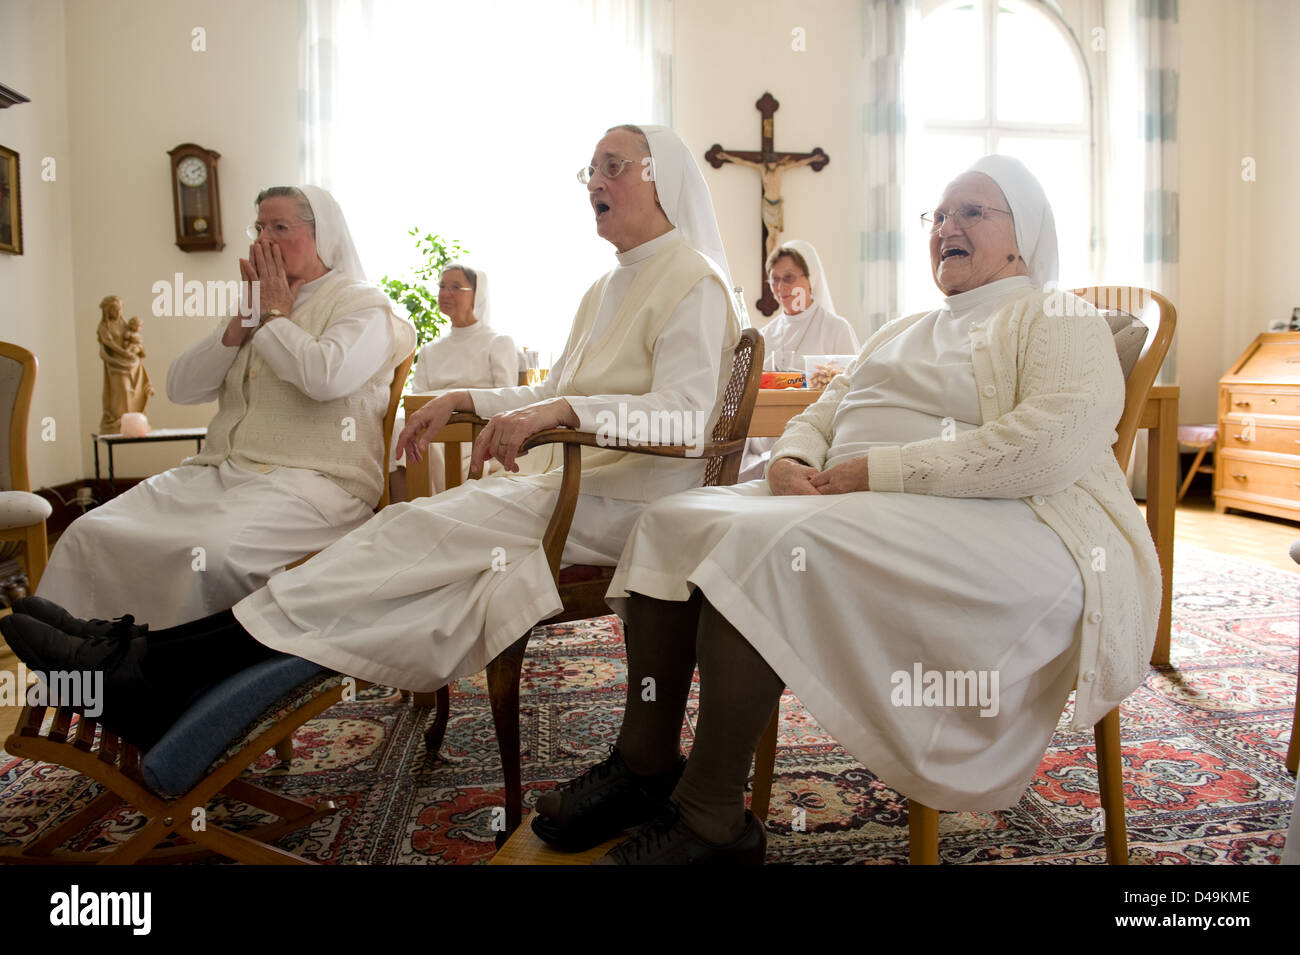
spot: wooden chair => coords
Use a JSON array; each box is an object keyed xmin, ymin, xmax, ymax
[
  {"xmin": 751, "ymin": 286, "xmax": 1176, "ymax": 865},
  {"xmin": 0, "ymin": 350, "xmax": 415, "ymax": 864},
  {"xmin": 1, "ymin": 656, "xmax": 360, "ymax": 864},
  {"xmin": 0, "ymin": 342, "xmax": 52, "ymax": 592},
  {"xmin": 421, "ymin": 329, "xmax": 764, "ymax": 839}
]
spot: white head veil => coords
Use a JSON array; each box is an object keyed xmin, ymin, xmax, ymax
[
  {"xmin": 639, "ymin": 125, "xmax": 731, "ymax": 285},
  {"xmin": 777, "ymin": 239, "xmax": 836, "ymax": 316},
  {"xmin": 442, "ymin": 263, "xmax": 491, "ymax": 327},
  {"xmin": 295, "ymin": 185, "xmax": 369, "ymax": 282},
  {"xmin": 963, "ymin": 155, "xmax": 1059, "ymax": 287}
]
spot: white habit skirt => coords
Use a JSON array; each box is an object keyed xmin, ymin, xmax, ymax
[
  {"xmin": 234, "ymin": 475, "xmax": 645, "ymax": 693},
  {"xmin": 607, "ymin": 481, "xmax": 1084, "ymax": 811},
  {"xmin": 38, "ymin": 462, "xmax": 374, "ymax": 630}
]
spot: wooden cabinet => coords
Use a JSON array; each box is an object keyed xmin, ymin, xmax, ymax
[{"xmin": 1215, "ymin": 332, "xmax": 1300, "ymax": 521}]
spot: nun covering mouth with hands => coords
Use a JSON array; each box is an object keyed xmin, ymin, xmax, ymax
[
  {"xmin": 531, "ymin": 154, "xmax": 1161, "ymax": 865},
  {"xmin": 36, "ymin": 184, "xmax": 416, "ymax": 629}
]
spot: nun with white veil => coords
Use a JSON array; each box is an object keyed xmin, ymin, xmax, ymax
[
  {"xmin": 397, "ymin": 262, "xmax": 519, "ymax": 491},
  {"xmin": 2, "ymin": 125, "xmax": 744, "ymax": 753},
  {"xmin": 738, "ymin": 239, "xmax": 859, "ymax": 481},
  {"xmin": 531, "ymin": 155, "xmax": 1161, "ymax": 865},
  {"xmin": 36, "ymin": 185, "xmax": 416, "ymax": 630}
]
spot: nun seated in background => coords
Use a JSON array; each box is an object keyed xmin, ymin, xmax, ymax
[
  {"xmin": 739, "ymin": 240, "xmax": 859, "ymax": 481},
  {"xmin": 396, "ymin": 263, "xmax": 518, "ymax": 494},
  {"xmin": 34, "ymin": 186, "xmax": 415, "ymax": 630},
  {"xmin": 532, "ymin": 155, "xmax": 1161, "ymax": 864}
]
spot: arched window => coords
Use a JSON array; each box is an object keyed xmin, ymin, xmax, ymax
[{"xmin": 902, "ymin": 0, "xmax": 1093, "ymax": 312}]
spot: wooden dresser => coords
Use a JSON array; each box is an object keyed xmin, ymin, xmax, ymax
[{"xmin": 1215, "ymin": 332, "xmax": 1300, "ymax": 521}]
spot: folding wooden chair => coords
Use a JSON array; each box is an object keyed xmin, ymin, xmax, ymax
[
  {"xmin": 750, "ymin": 287, "xmax": 1175, "ymax": 864},
  {"xmin": 1, "ymin": 656, "xmax": 358, "ymax": 864}
]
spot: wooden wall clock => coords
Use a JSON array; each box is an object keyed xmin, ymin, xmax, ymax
[{"xmin": 167, "ymin": 143, "xmax": 224, "ymax": 251}]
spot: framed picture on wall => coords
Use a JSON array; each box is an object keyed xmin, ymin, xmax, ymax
[{"xmin": 0, "ymin": 145, "xmax": 22, "ymax": 255}]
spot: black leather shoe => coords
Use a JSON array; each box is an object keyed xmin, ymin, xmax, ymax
[
  {"xmin": 11, "ymin": 596, "xmax": 147, "ymax": 641},
  {"xmin": 594, "ymin": 802, "xmax": 766, "ymax": 865},
  {"xmin": 531, "ymin": 747, "xmax": 685, "ymax": 852},
  {"xmin": 0, "ymin": 612, "xmax": 166, "ymax": 747}
]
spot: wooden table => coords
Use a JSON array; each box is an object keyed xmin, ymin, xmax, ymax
[
  {"xmin": 404, "ymin": 385, "xmax": 1180, "ymax": 665},
  {"xmin": 92, "ymin": 427, "xmax": 207, "ymax": 496}
]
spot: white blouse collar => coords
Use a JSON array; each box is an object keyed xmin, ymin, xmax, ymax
[
  {"xmin": 942, "ymin": 275, "xmax": 1033, "ymax": 314},
  {"xmin": 616, "ymin": 228, "xmax": 681, "ymax": 267}
]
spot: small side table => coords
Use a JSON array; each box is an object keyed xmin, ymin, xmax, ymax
[{"xmin": 91, "ymin": 428, "xmax": 207, "ymax": 497}]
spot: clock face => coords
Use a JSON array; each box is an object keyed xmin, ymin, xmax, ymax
[{"xmin": 177, "ymin": 156, "xmax": 208, "ymax": 188}]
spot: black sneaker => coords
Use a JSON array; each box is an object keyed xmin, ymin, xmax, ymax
[
  {"xmin": 11, "ymin": 596, "xmax": 147, "ymax": 641},
  {"xmin": 594, "ymin": 802, "xmax": 766, "ymax": 865},
  {"xmin": 531, "ymin": 747, "xmax": 685, "ymax": 852}
]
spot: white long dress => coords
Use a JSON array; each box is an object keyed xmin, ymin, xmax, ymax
[
  {"xmin": 234, "ymin": 231, "xmax": 731, "ymax": 693},
  {"xmin": 739, "ymin": 301, "xmax": 860, "ymax": 482},
  {"xmin": 607, "ymin": 278, "xmax": 1086, "ymax": 811},
  {"xmin": 396, "ymin": 321, "xmax": 518, "ymax": 486},
  {"xmin": 38, "ymin": 272, "xmax": 388, "ymax": 629}
]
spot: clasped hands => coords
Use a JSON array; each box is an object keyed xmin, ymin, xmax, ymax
[
  {"xmin": 223, "ymin": 242, "xmax": 302, "ymax": 346},
  {"xmin": 767, "ymin": 456, "xmax": 870, "ymax": 495},
  {"xmin": 397, "ymin": 393, "xmax": 579, "ymax": 478}
]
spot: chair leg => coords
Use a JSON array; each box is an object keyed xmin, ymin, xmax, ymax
[
  {"xmin": 274, "ymin": 736, "xmax": 295, "ymax": 761},
  {"xmin": 24, "ymin": 522, "xmax": 48, "ymax": 593},
  {"xmin": 422, "ymin": 686, "xmax": 451, "ymax": 758},
  {"xmin": 1286, "ymin": 663, "xmax": 1299, "ymax": 775},
  {"xmin": 486, "ymin": 634, "xmax": 530, "ymax": 841},
  {"xmin": 1177, "ymin": 445, "xmax": 1210, "ymax": 502},
  {"xmin": 1094, "ymin": 707, "xmax": 1129, "ymax": 864},
  {"xmin": 908, "ymin": 800, "xmax": 939, "ymax": 865},
  {"xmin": 750, "ymin": 703, "xmax": 779, "ymax": 822}
]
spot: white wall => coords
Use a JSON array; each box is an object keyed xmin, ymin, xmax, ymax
[
  {"xmin": 62, "ymin": 0, "xmax": 300, "ymax": 478},
  {"xmin": 0, "ymin": 0, "xmax": 82, "ymax": 489},
  {"xmin": 1178, "ymin": 0, "xmax": 1300, "ymax": 424},
  {"xmin": 674, "ymin": 0, "xmax": 865, "ymax": 337}
]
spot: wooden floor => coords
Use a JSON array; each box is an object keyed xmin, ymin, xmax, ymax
[{"xmin": 3, "ymin": 490, "xmax": 1298, "ymax": 751}]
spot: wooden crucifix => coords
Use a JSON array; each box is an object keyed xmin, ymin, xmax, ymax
[{"xmin": 705, "ymin": 92, "xmax": 829, "ymax": 317}]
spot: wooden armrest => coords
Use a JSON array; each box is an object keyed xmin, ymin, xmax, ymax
[
  {"xmin": 518, "ymin": 428, "xmax": 744, "ymax": 461},
  {"xmin": 514, "ymin": 428, "xmax": 741, "ymax": 584},
  {"xmin": 448, "ymin": 412, "xmax": 489, "ymax": 427}
]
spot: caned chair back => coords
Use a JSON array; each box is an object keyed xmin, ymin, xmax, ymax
[
  {"xmin": 377, "ymin": 347, "xmax": 416, "ymax": 510},
  {"xmin": 703, "ymin": 328, "xmax": 764, "ymax": 487},
  {"xmin": 1066, "ymin": 287, "xmax": 1176, "ymax": 467},
  {"xmin": 0, "ymin": 342, "xmax": 38, "ymax": 494}
]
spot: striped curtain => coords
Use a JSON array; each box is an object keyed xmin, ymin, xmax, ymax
[
  {"xmin": 860, "ymin": 0, "xmax": 912, "ymax": 335},
  {"xmin": 1136, "ymin": 0, "xmax": 1179, "ymax": 381}
]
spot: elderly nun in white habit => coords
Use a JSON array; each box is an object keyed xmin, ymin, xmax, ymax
[
  {"xmin": 530, "ymin": 155, "xmax": 1161, "ymax": 864},
  {"xmin": 3, "ymin": 125, "xmax": 743, "ymax": 753},
  {"xmin": 738, "ymin": 239, "xmax": 859, "ymax": 481},
  {"xmin": 35, "ymin": 186, "xmax": 416, "ymax": 630},
  {"xmin": 397, "ymin": 262, "xmax": 519, "ymax": 491}
]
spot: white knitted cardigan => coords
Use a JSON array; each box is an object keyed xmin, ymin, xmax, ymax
[{"xmin": 770, "ymin": 286, "xmax": 1160, "ymax": 728}]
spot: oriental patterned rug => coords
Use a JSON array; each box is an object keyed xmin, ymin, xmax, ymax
[{"xmin": 1, "ymin": 543, "xmax": 1296, "ymax": 864}]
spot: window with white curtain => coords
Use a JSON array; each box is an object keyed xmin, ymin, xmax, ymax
[
  {"xmin": 300, "ymin": 0, "xmax": 673, "ymax": 362},
  {"xmin": 901, "ymin": 0, "xmax": 1093, "ymax": 314}
]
